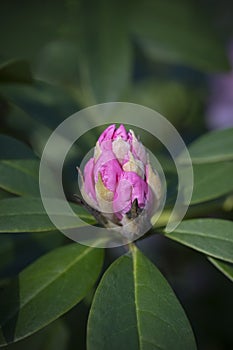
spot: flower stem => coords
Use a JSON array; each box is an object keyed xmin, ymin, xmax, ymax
[{"xmin": 127, "ymin": 242, "xmax": 136, "ymax": 253}]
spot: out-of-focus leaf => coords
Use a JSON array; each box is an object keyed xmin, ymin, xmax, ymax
[
  {"xmin": 131, "ymin": 0, "xmax": 229, "ymax": 72},
  {"xmin": 0, "ymin": 236, "xmax": 14, "ymax": 272},
  {"xmin": 0, "ymin": 189, "xmax": 15, "ymax": 200},
  {"xmin": 87, "ymin": 246, "xmax": 196, "ymax": 350},
  {"xmin": 186, "ymin": 162, "xmax": 233, "ymax": 205},
  {"xmin": 0, "ymin": 1, "xmax": 66, "ymax": 60},
  {"xmin": 1, "ymin": 103, "xmax": 52, "ymax": 157},
  {"xmin": 188, "ymin": 127, "xmax": 233, "ymax": 163},
  {"xmin": 0, "ymin": 60, "xmax": 32, "ymax": 84},
  {"xmin": 0, "ymin": 157, "xmax": 65, "ymax": 199},
  {"xmin": 0, "ymin": 243, "xmax": 104, "ymax": 346},
  {"xmin": 1, "ymin": 101, "xmax": 83, "ymax": 159},
  {"xmin": 208, "ymin": 257, "xmax": 233, "ymax": 282},
  {"xmin": 76, "ymin": 0, "xmax": 132, "ymax": 104},
  {"xmin": 0, "ymin": 160, "xmax": 39, "ymax": 196},
  {"xmin": 125, "ymin": 80, "xmax": 190, "ymax": 124},
  {"xmin": 164, "ymin": 219, "xmax": 233, "ymax": 263},
  {"xmin": 0, "ymin": 197, "xmax": 95, "ymax": 233},
  {"xmin": 1, "ymin": 319, "xmax": 69, "ymax": 350},
  {"xmin": 34, "ymin": 41, "xmax": 81, "ymax": 87},
  {"xmin": 0, "ymin": 80, "xmax": 79, "ymax": 128},
  {"xmin": 0, "ymin": 135, "xmax": 35, "ymax": 159}
]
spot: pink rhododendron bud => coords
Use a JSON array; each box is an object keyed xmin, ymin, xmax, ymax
[{"xmin": 79, "ymin": 124, "xmax": 162, "ymax": 238}]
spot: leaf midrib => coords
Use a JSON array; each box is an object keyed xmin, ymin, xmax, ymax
[
  {"xmin": 132, "ymin": 250, "xmax": 176, "ymax": 350},
  {"xmin": 132, "ymin": 250, "xmax": 141, "ymax": 350}
]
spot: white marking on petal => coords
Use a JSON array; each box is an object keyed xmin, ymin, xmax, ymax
[
  {"xmin": 94, "ymin": 141, "xmax": 102, "ymax": 161},
  {"xmin": 95, "ymin": 173, "xmax": 114, "ymax": 221},
  {"xmin": 112, "ymin": 137, "xmax": 130, "ymax": 164},
  {"xmin": 147, "ymin": 163, "xmax": 162, "ymax": 201},
  {"xmin": 129, "ymin": 129, "xmax": 147, "ymax": 164},
  {"xmin": 123, "ymin": 152, "xmax": 145, "ymax": 178}
]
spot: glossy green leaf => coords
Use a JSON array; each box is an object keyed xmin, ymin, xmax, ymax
[
  {"xmin": 0, "ymin": 59, "xmax": 32, "ymax": 84},
  {"xmin": 208, "ymin": 257, "xmax": 233, "ymax": 282},
  {"xmin": 0, "ymin": 243, "xmax": 104, "ymax": 346},
  {"xmin": 165, "ymin": 219, "xmax": 233, "ymax": 263},
  {"xmin": 87, "ymin": 246, "xmax": 196, "ymax": 350},
  {"xmin": 0, "ymin": 160, "xmax": 40, "ymax": 196},
  {"xmin": 131, "ymin": 0, "xmax": 229, "ymax": 72},
  {"xmin": 188, "ymin": 127, "xmax": 233, "ymax": 164},
  {"xmin": 0, "ymin": 135, "xmax": 35, "ymax": 159},
  {"xmin": 187, "ymin": 162, "xmax": 233, "ymax": 205},
  {"xmin": 0, "ymin": 197, "xmax": 95, "ymax": 233}
]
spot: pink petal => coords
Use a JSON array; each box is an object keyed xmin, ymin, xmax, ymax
[
  {"xmin": 98, "ymin": 124, "xmax": 116, "ymax": 144},
  {"xmin": 128, "ymin": 130, "xmax": 147, "ymax": 164},
  {"xmin": 113, "ymin": 178, "xmax": 132, "ymax": 218},
  {"xmin": 113, "ymin": 171, "xmax": 148, "ymax": 218},
  {"xmin": 112, "ymin": 138, "xmax": 130, "ymax": 164},
  {"xmin": 99, "ymin": 140, "xmax": 113, "ymax": 152},
  {"xmin": 123, "ymin": 171, "xmax": 148, "ymax": 208},
  {"xmin": 83, "ymin": 157, "xmax": 96, "ymax": 201},
  {"xmin": 94, "ymin": 151, "xmax": 122, "ymax": 192},
  {"xmin": 113, "ymin": 124, "xmax": 127, "ymax": 140}
]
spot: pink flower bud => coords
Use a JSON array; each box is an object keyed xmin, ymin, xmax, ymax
[{"xmin": 79, "ymin": 124, "xmax": 161, "ymax": 236}]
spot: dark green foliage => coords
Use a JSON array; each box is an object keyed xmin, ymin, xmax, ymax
[{"xmin": 0, "ymin": 1, "xmax": 232, "ymax": 349}]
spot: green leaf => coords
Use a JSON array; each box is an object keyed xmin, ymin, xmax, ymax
[
  {"xmin": 0, "ymin": 59, "xmax": 32, "ymax": 84},
  {"xmin": 0, "ymin": 243, "xmax": 104, "ymax": 346},
  {"xmin": 0, "ymin": 232, "xmax": 64, "ymax": 277},
  {"xmin": 0, "ymin": 135, "xmax": 35, "ymax": 159},
  {"xmin": 2, "ymin": 319, "xmax": 69, "ymax": 350},
  {"xmin": 188, "ymin": 128, "xmax": 233, "ymax": 164},
  {"xmin": 0, "ymin": 160, "xmax": 40, "ymax": 196},
  {"xmin": 87, "ymin": 246, "xmax": 196, "ymax": 350},
  {"xmin": 164, "ymin": 219, "xmax": 233, "ymax": 263},
  {"xmin": 1, "ymin": 101, "xmax": 82, "ymax": 159},
  {"xmin": 34, "ymin": 41, "xmax": 82, "ymax": 87},
  {"xmin": 1, "ymin": 103, "xmax": 53, "ymax": 157},
  {"xmin": 0, "ymin": 197, "xmax": 95, "ymax": 233},
  {"xmin": 208, "ymin": 257, "xmax": 233, "ymax": 282},
  {"xmin": 76, "ymin": 0, "xmax": 132, "ymax": 104},
  {"xmin": 0, "ymin": 80, "xmax": 79, "ymax": 128},
  {"xmin": 0, "ymin": 236, "xmax": 14, "ymax": 272},
  {"xmin": 131, "ymin": 0, "xmax": 229, "ymax": 72},
  {"xmin": 0, "ymin": 2, "xmax": 66, "ymax": 61},
  {"xmin": 125, "ymin": 79, "xmax": 190, "ymax": 124},
  {"xmin": 0, "ymin": 189, "xmax": 15, "ymax": 200},
  {"xmin": 187, "ymin": 162, "xmax": 233, "ymax": 205}
]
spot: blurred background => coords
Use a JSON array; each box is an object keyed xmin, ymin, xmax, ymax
[{"xmin": 0, "ymin": 0, "xmax": 233, "ymax": 349}]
